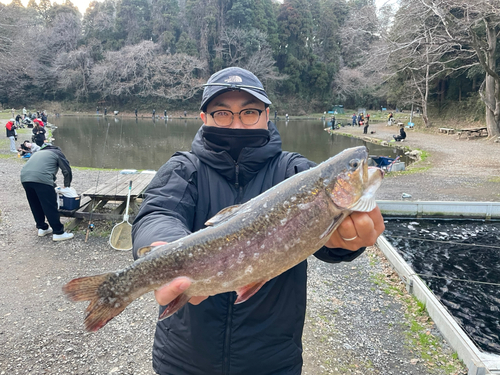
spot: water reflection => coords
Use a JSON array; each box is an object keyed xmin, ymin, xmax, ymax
[{"xmin": 50, "ymin": 117, "xmax": 409, "ymax": 170}]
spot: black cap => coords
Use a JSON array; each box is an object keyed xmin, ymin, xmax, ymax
[{"xmin": 200, "ymin": 67, "xmax": 272, "ymax": 112}]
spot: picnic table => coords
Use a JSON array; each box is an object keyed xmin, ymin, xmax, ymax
[
  {"xmin": 457, "ymin": 127, "xmax": 488, "ymax": 139},
  {"xmin": 438, "ymin": 128, "xmax": 455, "ymax": 134},
  {"xmin": 59, "ymin": 172, "xmax": 156, "ymax": 229}
]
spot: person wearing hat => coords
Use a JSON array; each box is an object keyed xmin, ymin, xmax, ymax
[
  {"xmin": 132, "ymin": 67, "xmax": 385, "ymax": 375},
  {"xmin": 5, "ymin": 118, "xmax": 18, "ymax": 152}
]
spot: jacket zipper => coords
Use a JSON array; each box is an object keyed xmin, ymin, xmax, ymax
[
  {"xmin": 234, "ymin": 163, "xmax": 244, "ymax": 202},
  {"xmin": 222, "ymin": 292, "xmax": 236, "ymax": 375}
]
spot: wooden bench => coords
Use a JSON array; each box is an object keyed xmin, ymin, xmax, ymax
[
  {"xmin": 59, "ymin": 172, "xmax": 156, "ymax": 229},
  {"xmin": 457, "ymin": 127, "xmax": 488, "ymax": 139},
  {"xmin": 438, "ymin": 128, "xmax": 455, "ymax": 134}
]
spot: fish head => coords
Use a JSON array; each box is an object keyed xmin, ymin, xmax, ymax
[{"xmin": 321, "ymin": 146, "xmax": 383, "ymax": 212}]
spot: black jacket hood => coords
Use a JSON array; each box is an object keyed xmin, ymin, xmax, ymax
[{"xmin": 191, "ymin": 121, "xmax": 282, "ymax": 187}]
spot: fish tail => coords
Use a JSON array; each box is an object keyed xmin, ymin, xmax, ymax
[{"xmin": 62, "ymin": 273, "xmax": 128, "ymax": 332}]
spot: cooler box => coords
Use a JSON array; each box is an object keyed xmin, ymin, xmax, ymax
[{"xmin": 60, "ymin": 195, "xmax": 81, "ymax": 210}]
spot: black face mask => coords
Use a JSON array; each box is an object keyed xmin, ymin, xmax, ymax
[{"xmin": 202, "ymin": 125, "xmax": 270, "ymax": 162}]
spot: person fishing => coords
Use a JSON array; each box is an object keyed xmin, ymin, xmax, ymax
[{"xmin": 132, "ymin": 67, "xmax": 385, "ymax": 375}]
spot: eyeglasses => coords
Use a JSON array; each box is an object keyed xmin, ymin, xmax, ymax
[{"xmin": 208, "ymin": 108, "xmax": 264, "ymax": 127}]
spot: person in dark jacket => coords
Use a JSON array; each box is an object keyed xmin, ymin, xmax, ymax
[
  {"xmin": 393, "ymin": 124, "xmax": 407, "ymax": 141},
  {"xmin": 132, "ymin": 67, "xmax": 385, "ymax": 375},
  {"xmin": 32, "ymin": 123, "xmax": 46, "ymax": 147},
  {"xmin": 20, "ymin": 144, "xmax": 74, "ymax": 241}
]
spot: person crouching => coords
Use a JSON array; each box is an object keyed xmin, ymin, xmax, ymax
[{"xmin": 20, "ymin": 144, "xmax": 74, "ymax": 241}]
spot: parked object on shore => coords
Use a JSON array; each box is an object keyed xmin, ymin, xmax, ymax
[{"xmin": 63, "ymin": 146, "xmax": 383, "ymax": 332}]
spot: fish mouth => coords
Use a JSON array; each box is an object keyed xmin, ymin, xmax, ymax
[{"xmin": 347, "ymin": 162, "xmax": 384, "ymax": 212}]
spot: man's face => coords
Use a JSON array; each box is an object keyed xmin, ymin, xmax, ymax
[{"xmin": 201, "ymin": 91, "xmax": 269, "ymax": 130}]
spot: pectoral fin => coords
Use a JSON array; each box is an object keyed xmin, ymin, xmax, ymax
[
  {"xmin": 205, "ymin": 204, "xmax": 242, "ymax": 226},
  {"xmin": 235, "ymin": 281, "xmax": 267, "ymax": 304},
  {"xmin": 159, "ymin": 293, "xmax": 190, "ymax": 320}
]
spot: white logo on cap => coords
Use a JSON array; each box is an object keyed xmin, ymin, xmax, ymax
[{"xmin": 224, "ymin": 76, "xmax": 243, "ymax": 83}]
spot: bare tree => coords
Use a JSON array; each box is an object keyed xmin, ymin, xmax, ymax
[
  {"xmin": 90, "ymin": 41, "xmax": 207, "ymax": 100},
  {"xmin": 440, "ymin": 0, "xmax": 500, "ymax": 137},
  {"xmin": 365, "ymin": 0, "xmax": 477, "ymax": 127}
]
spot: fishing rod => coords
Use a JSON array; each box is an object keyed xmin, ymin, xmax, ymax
[
  {"xmin": 384, "ymin": 234, "xmax": 500, "ymax": 250},
  {"xmin": 85, "ymin": 121, "xmax": 111, "ymax": 242}
]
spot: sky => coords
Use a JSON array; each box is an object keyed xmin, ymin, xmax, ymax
[{"xmin": 1, "ymin": 0, "xmax": 395, "ymax": 20}]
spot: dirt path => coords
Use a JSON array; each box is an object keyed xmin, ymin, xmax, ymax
[
  {"xmin": 340, "ymin": 122, "xmax": 500, "ymax": 202},
  {"xmin": 1, "ymin": 123, "xmax": 492, "ymax": 374}
]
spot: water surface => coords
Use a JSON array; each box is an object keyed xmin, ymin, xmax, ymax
[
  {"xmin": 50, "ymin": 117, "xmax": 409, "ymax": 170},
  {"xmin": 384, "ymin": 219, "xmax": 500, "ymax": 355}
]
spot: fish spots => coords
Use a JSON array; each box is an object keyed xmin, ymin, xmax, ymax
[
  {"xmin": 253, "ymin": 253, "xmax": 260, "ymax": 259},
  {"xmin": 188, "ymin": 253, "xmax": 193, "ymax": 258},
  {"xmin": 263, "ymin": 202, "xmax": 268, "ymax": 208},
  {"xmin": 260, "ymin": 244, "xmax": 265, "ymax": 249},
  {"xmin": 245, "ymin": 265, "xmax": 253, "ymax": 275},
  {"xmin": 290, "ymin": 196, "xmax": 297, "ymax": 202},
  {"xmin": 217, "ymin": 271, "xmax": 224, "ymax": 277},
  {"xmin": 280, "ymin": 218, "xmax": 288, "ymax": 226},
  {"xmin": 298, "ymin": 203, "xmax": 312, "ymax": 210},
  {"xmin": 114, "ymin": 303, "xmax": 121, "ymax": 308},
  {"xmin": 246, "ymin": 241, "xmax": 252, "ymax": 246},
  {"xmin": 237, "ymin": 251, "xmax": 245, "ymax": 264},
  {"xmin": 283, "ymin": 200, "xmax": 290, "ymax": 208}
]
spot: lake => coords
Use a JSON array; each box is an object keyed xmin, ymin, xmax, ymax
[{"xmin": 49, "ymin": 116, "xmax": 409, "ymax": 170}]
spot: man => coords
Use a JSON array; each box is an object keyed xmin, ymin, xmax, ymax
[
  {"xmin": 132, "ymin": 67, "xmax": 384, "ymax": 375},
  {"xmin": 5, "ymin": 118, "xmax": 17, "ymax": 152},
  {"xmin": 135, "ymin": 108, "xmax": 138, "ymax": 117},
  {"xmin": 20, "ymin": 144, "xmax": 74, "ymax": 241}
]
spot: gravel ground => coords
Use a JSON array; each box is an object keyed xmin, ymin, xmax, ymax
[{"xmin": 3, "ymin": 123, "xmax": 497, "ymax": 375}]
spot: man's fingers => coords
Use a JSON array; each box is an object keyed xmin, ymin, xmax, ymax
[{"xmin": 154, "ymin": 277, "xmax": 191, "ymax": 306}]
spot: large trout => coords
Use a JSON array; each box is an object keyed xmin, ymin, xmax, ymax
[{"xmin": 63, "ymin": 146, "xmax": 383, "ymax": 332}]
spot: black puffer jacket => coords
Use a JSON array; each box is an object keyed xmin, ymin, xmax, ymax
[{"xmin": 132, "ymin": 122, "xmax": 365, "ymax": 375}]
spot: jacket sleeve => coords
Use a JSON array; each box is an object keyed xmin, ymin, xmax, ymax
[
  {"xmin": 131, "ymin": 155, "xmax": 198, "ymax": 260},
  {"xmin": 285, "ymin": 153, "xmax": 366, "ymax": 264},
  {"xmin": 57, "ymin": 152, "xmax": 72, "ymax": 187}
]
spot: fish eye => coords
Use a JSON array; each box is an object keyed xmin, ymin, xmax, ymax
[{"xmin": 349, "ymin": 159, "xmax": 360, "ymax": 169}]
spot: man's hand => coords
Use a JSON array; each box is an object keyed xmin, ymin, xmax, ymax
[
  {"xmin": 324, "ymin": 206, "xmax": 385, "ymax": 251},
  {"xmin": 150, "ymin": 241, "xmax": 208, "ymax": 306}
]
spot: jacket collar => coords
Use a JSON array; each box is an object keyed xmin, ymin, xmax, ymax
[{"xmin": 191, "ymin": 121, "xmax": 282, "ymax": 186}]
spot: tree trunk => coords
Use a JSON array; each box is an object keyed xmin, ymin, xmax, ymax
[{"xmin": 483, "ymin": 21, "xmax": 500, "ymax": 138}]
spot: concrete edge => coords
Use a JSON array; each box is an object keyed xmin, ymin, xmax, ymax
[
  {"xmin": 376, "ymin": 235, "xmax": 500, "ymax": 375},
  {"xmin": 376, "ymin": 200, "xmax": 500, "ymax": 220}
]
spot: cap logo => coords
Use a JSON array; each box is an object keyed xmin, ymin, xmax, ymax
[{"xmin": 224, "ymin": 76, "xmax": 243, "ymax": 83}]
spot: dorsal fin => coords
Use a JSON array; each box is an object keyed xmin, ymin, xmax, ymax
[{"xmin": 205, "ymin": 204, "xmax": 242, "ymax": 226}]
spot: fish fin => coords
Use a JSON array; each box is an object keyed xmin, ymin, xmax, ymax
[
  {"xmin": 320, "ymin": 212, "xmax": 346, "ymax": 239},
  {"xmin": 137, "ymin": 246, "xmax": 153, "ymax": 257},
  {"xmin": 62, "ymin": 273, "xmax": 129, "ymax": 332},
  {"xmin": 349, "ymin": 195, "xmax": 376, "ymax": 212},
  {"xmin": 158, "ymin": 293, "xmax": 190, "ymax": 320},
  {"xmin": 235, "ymin": 280, "xmax": 267, "ymax": 304},
  {"xmin": 205, "ymin": 204, "xmax": 242, "ymax": 226}
]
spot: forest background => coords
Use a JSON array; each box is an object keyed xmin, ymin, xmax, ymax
[{"xmin": 1, "ymin": 0, "xmax": 499, "ymax": 136}]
